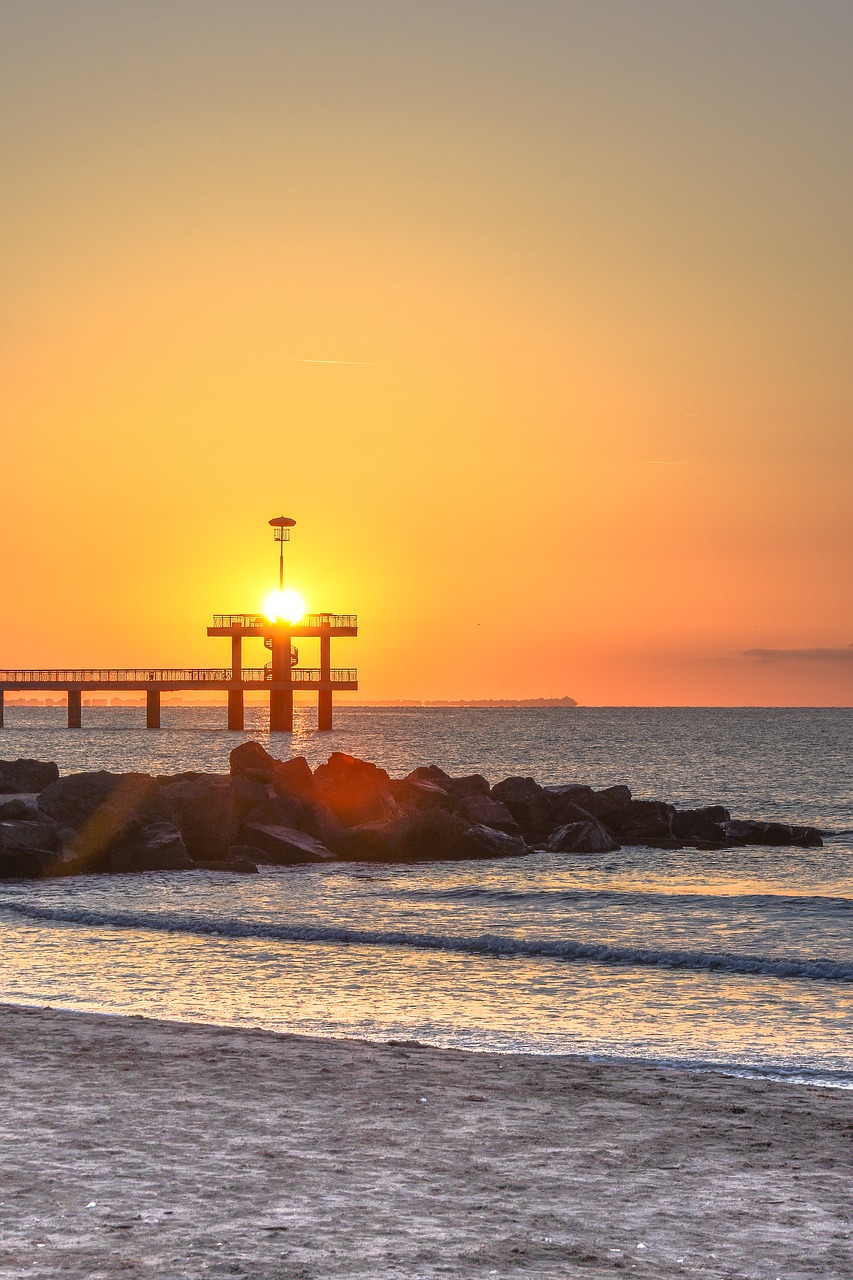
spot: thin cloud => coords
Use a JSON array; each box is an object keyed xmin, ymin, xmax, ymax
[
  {"xmin": 741, "ymin": 644, "xmax": 853, "ymax": 663},
  {"xmin": 290, "ymin": 358, "xmax": 379, "ymax": 366}
]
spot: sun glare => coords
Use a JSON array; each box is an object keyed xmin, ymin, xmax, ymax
[{"xmin": 263, "ymin": 589, "xmax": 306, "ymax": 624}]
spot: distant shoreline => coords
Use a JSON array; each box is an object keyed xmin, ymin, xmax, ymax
[{"xmin": 4, "ymin": 696, "xmax": 580, "ymax": 709}]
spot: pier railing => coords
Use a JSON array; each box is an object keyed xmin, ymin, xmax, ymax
[
  {"xmin": 212, "ymin": 613, "xmax": 357, "ymax": 629},
  {"xmin": 0, "ymin": 668, "xmax": 358, "ymax": 685}
]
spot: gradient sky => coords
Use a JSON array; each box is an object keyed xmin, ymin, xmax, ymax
[{"xmin": 2, "ymin": 0, "xmax": 851, "ymax": 704}]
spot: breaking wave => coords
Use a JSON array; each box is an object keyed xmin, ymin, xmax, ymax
[{"xmin": 3, "ymin": 900, "xmax": 852, "ymax": 983}]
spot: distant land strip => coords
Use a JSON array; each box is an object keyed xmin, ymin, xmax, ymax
[{"xmin": 7, "ymin": 696, "xmax": 579, "ymax": 709}]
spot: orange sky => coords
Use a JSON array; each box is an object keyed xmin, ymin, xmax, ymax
[{"xmin": 1, "ymin": 1, "xmax": 851, "ymax": 705}]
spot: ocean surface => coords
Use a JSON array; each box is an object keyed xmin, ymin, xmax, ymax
[{"xmin": 1, "ymin": 706, "xmax": 851, "ymax": 1087}]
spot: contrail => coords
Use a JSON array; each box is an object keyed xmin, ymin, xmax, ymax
[{"xmin": 290, "ymin": 358, "xmax": 378, "ymax": 366}]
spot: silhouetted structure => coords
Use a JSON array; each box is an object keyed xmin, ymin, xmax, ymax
[{"xmin": 0, "ymin": 517, "xmax": 357, "ymax": 731}]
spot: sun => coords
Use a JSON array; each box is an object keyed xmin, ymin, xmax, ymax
[{"xmin": 263, "ymin": 589, "xmax": 306, "ymax": 624}]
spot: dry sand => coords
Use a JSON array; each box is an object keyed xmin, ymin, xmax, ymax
[{"xmin": 0, "ymin": 1004, "xmax": 849, "ymax": 1279}]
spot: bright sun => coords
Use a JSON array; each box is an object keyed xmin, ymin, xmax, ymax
[{"xmin": 263, "ymin": 589, "xmax": 306, "ymax": 624}]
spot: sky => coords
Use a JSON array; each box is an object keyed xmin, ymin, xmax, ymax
[{"xmin": 1, "ymin": 0, "xmax": 851, "ymax": 705}]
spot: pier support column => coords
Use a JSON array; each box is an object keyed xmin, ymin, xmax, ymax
[
  {"xmin": 0, "ymin": 689, "xmax": 4, "ymax": 728},
  {"xmin": 67, "ymin": 690, "xmax": 82, "ymax": 729},
  {"xmin": 228, "ymin": 689, "xmax": 244, "ymax": 730},
  {"xmin": 318, "ymin": 689, "xmax": 333, "ymax": 731},
  {"xmin": 146, "ymin": 689, "xmax": 161, "ymax": 729},
  {"xmin": 269, "ymin": 688, "xmax": 293, "ymax": 731}
]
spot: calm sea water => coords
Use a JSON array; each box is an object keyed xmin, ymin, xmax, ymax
[{"xmin": 1, "ymin": 706, "xmax": 851, "ymax": 1086}]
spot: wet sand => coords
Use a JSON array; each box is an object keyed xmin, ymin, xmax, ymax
[{"xmin": 0, "ymin": 1003, "xmax": 850, "ymax": 1279}]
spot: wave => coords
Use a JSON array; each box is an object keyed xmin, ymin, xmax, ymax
[
  {"xmin": 396, "ymin": 885, "xmax": 853, "ymax": 913},
  {"xmin": 3, "ymin": 900, "xmax": 852, "ymax": 982}
]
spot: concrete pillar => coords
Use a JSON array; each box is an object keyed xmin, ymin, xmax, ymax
[
  {"xmin": 269, "ymin": 688, "xmax": 293, "ymax": 732},
  {"xmin": 67, "ymin": 690, "xmax": 82, "ymax": 729},
  {"xmin": 318, "ymin": 689, "xmax": 333, "ymax": 731},
  {"xmin": 231, "ymin": 632, "xmax": 242, "ymax": 682},
  {"xmin": 228, "ymin": 689, "xmax": 244, "ymax": 731},
  {"xmin": 146, "ymin": 689, "xmax": 161, "ymax": 729},
  {"xmin": 0, "ymin": 689, "xmax": 4, "ymax": 728}
]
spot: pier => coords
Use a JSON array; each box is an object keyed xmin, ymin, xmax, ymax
[{"xmin": 0, "ymin": 518, "xmax": 358, "ymax": 731}]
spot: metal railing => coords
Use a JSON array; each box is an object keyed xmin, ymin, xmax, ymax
[
  {"xmin": 212, "ymin": 613, "xmax": 357, "ymax": 629},
  {"xmin": 0, "ymin": 667, "xmax": 358, "ymax": 686}
]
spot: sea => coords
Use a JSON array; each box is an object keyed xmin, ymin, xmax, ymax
[{"xmin": 1, "ymin": 706, "xmax": 851, "ymax": 1087}]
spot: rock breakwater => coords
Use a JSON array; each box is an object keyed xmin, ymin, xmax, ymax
[{"xmin": 0, "ymin": 745, "xmax": 824, "ymax": 880}]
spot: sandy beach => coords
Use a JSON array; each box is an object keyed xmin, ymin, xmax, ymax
[{"xmin": 0, "ymin": 1004, "xmax": 848, "ymax": 1279}]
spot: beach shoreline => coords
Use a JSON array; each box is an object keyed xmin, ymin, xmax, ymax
[{"xmin": 1, "ymin": 1003, "xmax": 850, "ymax": 1279}]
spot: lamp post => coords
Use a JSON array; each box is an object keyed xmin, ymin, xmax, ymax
[
  {"xmin": 268, "ymin": 516, "xmax": 296, "ymax": 731},
  {"xmin": 269, "ymin": 515, "xmax": 296, "ymax": 591}
]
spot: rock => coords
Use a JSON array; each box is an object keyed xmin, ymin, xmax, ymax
[
  {"xmin": 404, "ymin": 765, "xmax": 453, "ymax": 787},
  {"xmin": 724, "ymin": 819, "xmax": 822, "ymax": 848},
  {"xmin": 586, "ymin": 785, "xmax": 632, "ymax": 818},
  {"xmin": 242, "ymin": 795, "xmax": 306, "ymax": 833},
  {"xmin": 452, "ymin": 793, "xmax": 521, "ymax": 836},
  {"xmin": 103, "ymin": 822, "xmax": 194, "ymax": 874},
  {"xmin": 333, "ymin": 809, "xmax": 529, "ymax": 863},
  {"xmin": 313, "ymin": 753, "xmax": 401, "ymax": 827},
  {"xmin": 39, "ymin": 772, "xmax": 169, "ymax": 831},
  {"xmin": 228, "ymin": 774, "xmax": 275, "ymax": 825},
  {"xmin": 603, "ymin": 799, "xmax": 679, "ymax": 847},
  {"xmin": 240, "ymin": 822, "xmax": 335, "ymax": 864},
  {"xmin": 672, "ymin": 809, "xmax": 727, "ymax": 844},
  {"xmin": 0, "ymin": 759, "xmax": 59, "ymax": 795},
  {"xmin": 490, "ymin": 777, "xmax": 555, "ymax": 839},
  {"xmin": 195, "ymin": 847, "xmax": 260, "ymax": 873},
  {"xmin": 445, "ymin": 774, "xmax": 491, "ymax": 801},
  {"xmin": 0, "ymin": 819, "xmax": 66, "ymax": 853},
  {"xmin": 271, "ymin": 756, "xmax": 317, "ymax": 804},
  {"xmin": 229, "ymin": 739, "xmax": 278, "ymax": 780},
  {"xmin": 545, "ymin": 798, "xmax": 598, "ymax": 827},
  {"xmin": 160, "ymin": 774, "xmax": 237, "ymax": 862},
  {"xmin": 545, "ymin": 820, "xmax": 621, "ymax": 853},
  {"xmin": 0, "ymin": 848, "xmax": 59, "ymax": 879},
  {"xmin": 389, "ymin": 778, "xmax": 451, "ymax": 812},
  {"xmin": 0, "ymin": 796, "xmax": 39, "ymax": 820}
]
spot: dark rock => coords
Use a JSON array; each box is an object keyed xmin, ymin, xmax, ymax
[
  {"xmin": 724, "ymin": 819, "xmax": 822, "ymax": 848},
  {"xmin": 544, "ymin": 799, "xmax": 597, "ymax": 827},
  {"xmin": 546, "ymin": 820, "xmax": 621, "ymax": 854},
  {"xmin": 0, "ymin": 796, "xmax": 39, "ymax": 821},
  {"xmin": 490, "ymin": 777, "xmax": 554, "ymax": 838},
  {"xmin": 445, "ymin": 774, "xmax": 491, "ymax": 801},
  {"xmin": 160, "ymin": 774, "xmax": 237, "ymax": 862},
  {"xmin": 271, "ymin": 756, "xmax": 317, "ymax": 804},
  {"xmin": 0, "ymin": 819, "xmax": 66, "ymax": 853},
  {"xmin": 228, "ymin": 774, "xmax": 275, "ymax": 824},
  {"xmin": 39, "ymin": 772, "xmax": 170, "ymax": 832},
  {"xmin": 229, "ymin": 740, "xmax": 277, "ymax": 779},
  {"xmin": 452, "ymin": 793, "xmax": 521, "ymax": 836},
  {"xmin": 313, "ymin": 753, "xmax": 401, "ymax": 827},
  {"xmin": 0, "ymin": 759, "xmax": 59, "ymax": 795},
  {"xmin": 333, "ymin": 809, "xmax": 529, "ymax": 863},
  {"xmin": 404, "ymin": 765, "xmax": 453, "ymax": 787},
  {"xmin": 240, "ymin": 822, "xmax": 335, "ymax": 864},
  {"xmin": 0, "ymin": 847, "xmax": 59, "ymax": 879},
  {"xmin": 586, "ymin": 785, "xmax": 633, "ymax": 817},
  {"xmin": 104, "ymin": 822, "xmax": 194, "ymax": 874},
  {"xmin": 242, "ymin": 795, "xmax": 306, "ymax": 833},
  {"xmin": 604, "ymin": 799, "xmax": 679, "ymax": 847},
  {"xmin": 672, "ymin": 809, "xmax": 727, "ymax": 844},
  {"xmin": 389, "ymin": 778, "xmax": 451, "ymax": 812},
  {"xmin": 196, "ymin": 847, "xmax": 260, "ymax": 873}
]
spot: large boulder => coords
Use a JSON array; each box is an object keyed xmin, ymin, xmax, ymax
[
  {"xmin": 240, "ymin": 822, "xmax": 335, "ymax": 864},
  {"xmin": 196, "ymin": 848, "xmax": 260, "ymax": 874},
  {"xmin": 0, "ymin": 759, "xmax": 59, "ymax": 795},
  {"xmin": 0, "ymin": 796, "xmax": 39, "ymax": 820},
  {"xmin": 229, "ymin": 740, "xmax": 277, "ymax": 780},
  {"xmin": 672, "ymin": 808, "xmax": 728, "ymax": 845},
  {"xmin": 390, "ymin": 778, "xmax": 451, "ymax": 813},
  {"xmin": 546, "ymin": 820, "xmax": 620, "ymax": 854},
  {"xmin": 452, "ymin": 793, "xmax": 521, "ymax": 836},
  {"xmin": 160, "ymin": 774, "xmax": 238, "ymax": 862},
  {"xmin": 313, "ymin": 753, "xmax": 401, "ymax": 827},
  {"xmin": 404, "ymin": 765, "xmax": 453, "ymax": 788},
  {"xmin": 547, "ymin": 784, "xmax": 632, "ymax": 823},
  {"xmin": 490, "ymin": 777, "xmax": 555, "ymax": 839},
  {"xmin": 242, "ymin": 795, "xmax": 306, "ymax": 834},
  {"xmin": 39, "ymin": 772, "xmax": 169, "ymax": 831},
  {"xmin": 0, "ymin": 847, "xmax": 59, "ymax": 879},
  {"xmin": 724, "ymin": 819, "xmax": 822, "ymax": 848},
  {"xmin": 445, "ymin": 774, "xmax": 491, "ymax": 801},
  {"xmin": 0, "ymin": 818, "xmax": 67, "ymax": 853},
  {"xmin": 103, "ymin": 822, "xmax": 194, "ymax": 874},
  {"xmin": 271, "ymin": 756, "xmax": 318, "ymax": 805},
  {"xmin": 603, "ymin": 799, "xmax": 679, "ymax": 847},
  {"xmin": 333, "ymin": 809, "xmax": 529, "ymax": 863}
]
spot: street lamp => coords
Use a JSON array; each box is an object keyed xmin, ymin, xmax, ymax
[{"xmin": 269, "ymin": 515, "xmax": 296, "ymax": 591}]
